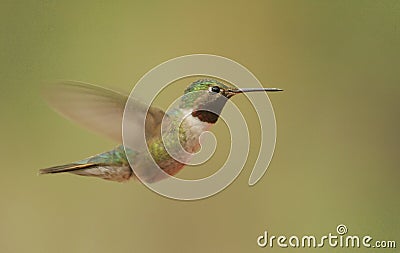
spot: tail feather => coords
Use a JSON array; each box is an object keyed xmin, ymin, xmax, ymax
[
  {"xmin": 39, "ymin": 163, "xmax": 99, "ymax": 174},
  {"xmin": 39, "ymin": 146, "xmax": 133, "ymax": 182}
]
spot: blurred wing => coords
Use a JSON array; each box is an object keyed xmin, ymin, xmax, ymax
[{"xmin": 44, "ymin": 81, "xmax": 165, "ymax": 143}]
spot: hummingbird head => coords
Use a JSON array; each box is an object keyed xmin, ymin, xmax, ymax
[{"xmin": 180, "ymin": 79, "xmax": 282, "ymax": 124}]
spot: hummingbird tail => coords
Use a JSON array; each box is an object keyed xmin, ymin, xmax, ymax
[
  {"xmin": 39, "ymin": 163, "xmax": 99, "ymax": 174},
  {"xmin": 39, "ymin": 146, "xmax": 133, "ymax": 182},
  {"xmin": 39, "ymin": 161, "xmax": 133, "ymax": 182}
]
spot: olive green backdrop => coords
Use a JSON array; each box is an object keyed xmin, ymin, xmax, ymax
[{"xmin": 0, "ymin": 1, "xmax": 399, "ymax": 252}]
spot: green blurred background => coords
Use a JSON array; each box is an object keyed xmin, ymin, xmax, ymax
[{"xmin": 1, "ymin": 1, "xmax": 399, "ymax": 252}]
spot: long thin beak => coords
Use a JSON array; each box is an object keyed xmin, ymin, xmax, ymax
[{"xmin": 228, "ymin": 87, "xmax": 283, "ymax": 94}]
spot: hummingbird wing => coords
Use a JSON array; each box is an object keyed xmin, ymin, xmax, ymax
[{"xmin": 44, "ymin": 81, "xmax": 166, "ymax": 144}]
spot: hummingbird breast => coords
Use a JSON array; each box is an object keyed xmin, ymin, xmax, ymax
[
  {"xmin": 178, "ymin": 110, "xmax": 212, "ymax": 153},
  {"xmin": 139, "ymin": 111, "xmax": 211, "ymax": 182}
]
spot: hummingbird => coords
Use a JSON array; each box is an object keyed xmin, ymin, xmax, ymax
[{"xmin": 39, "ymin": 79, "xmax": 282, "ymax": 183}]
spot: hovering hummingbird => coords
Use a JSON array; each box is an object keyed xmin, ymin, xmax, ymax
[{"xmin": 39, "ymin": 79, "xmax": 282, "ymax": 183}]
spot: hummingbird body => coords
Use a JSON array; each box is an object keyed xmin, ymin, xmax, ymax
[
  {"xmin": 40, "ymin": 110, "xmax": 210, "ymax": 182},
  {"xmin": 39, "ymin": 79, "xmax": 282, "ymax": 183}
]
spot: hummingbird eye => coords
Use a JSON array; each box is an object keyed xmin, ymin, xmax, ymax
[{"xmin": 210, "ymin": 86, "xmax": 221, "ymax": 93}]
